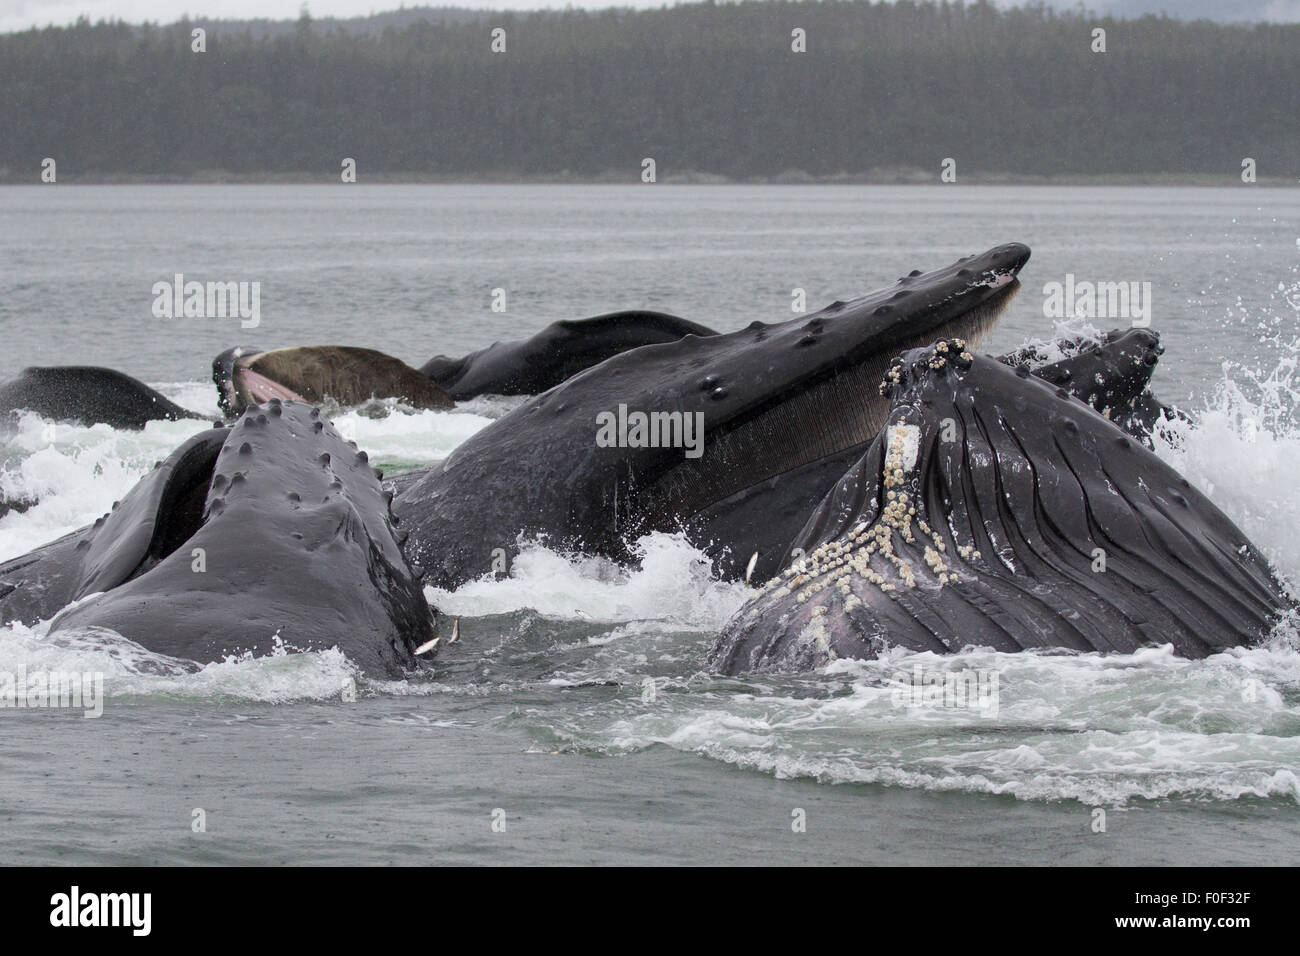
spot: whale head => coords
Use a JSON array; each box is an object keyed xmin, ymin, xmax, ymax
[
  {"xmin": 9, "ymin": 401, "xmax": 437, "ymax": 677},
  {"xmin": 395, "ymin": 243, "xmax": 1032, "ymax": 587},
  {"xmin": 213, "ymin": 345, "xmax": 453, "ymax": 418},
  {"xmin": 708, "ymin": 340, "xmax": 1293, "ymax": 673}
]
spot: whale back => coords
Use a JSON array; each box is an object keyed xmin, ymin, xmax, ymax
[
  {"xmin": 421, "ymin": 311, "xmax": 718, "ymax": 399},
  {"xmin": 0, "ymin": 366, "xmax": 202, "ymax": 429}
]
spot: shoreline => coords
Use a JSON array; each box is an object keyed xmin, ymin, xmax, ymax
[{"xmin": 3, "ymin": 170, "xmax": 1297, "ymax": 187}]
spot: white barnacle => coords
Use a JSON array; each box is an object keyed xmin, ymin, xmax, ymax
[{"xmin": 885, "ymin": 423, "xmax": 921, "ymax": 473}]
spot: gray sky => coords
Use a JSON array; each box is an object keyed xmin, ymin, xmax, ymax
[
  {"xmin": 0, "ymin": 0, "xmax": 650, "ymax": 33},
  {"xmin": 3, "ymin": 0, "xmax": 1298, "ymax": 33}
]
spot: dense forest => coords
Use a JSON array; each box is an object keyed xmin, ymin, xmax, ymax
[{"xmin": 1, "ymin": 1, "xmax": 1297, "ymax": 181}]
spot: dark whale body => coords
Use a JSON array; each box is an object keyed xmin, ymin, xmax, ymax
[
  {"xmin": 997, "ymin": 327, "xmax": 1179, "ymax": 442},
  {"xmin": 12, "ymin": 242, "xmax": 1269, "ymax": 679},
  {"xmin": 0, "ymin": 366, "xmax": 203, "ymax": 430},
  {"xmin": 209, "ymin": 313, "xmax": 711, "ymax": 416},
  {"xmin": 0, "ymin": 496, "xmax": 37, "ymax": 520},
  {"xmin": 709, "ymin": 342, "xmax": 1293, "ymax": 675},
  {"xmin": 702, "ymin": 327, "xmax": 1178, "ymax": 585},
  {"xmin": 0, "ymin": 402, "xmax": 435, "ymax": 677},
  {"xmin": 393, "ymin": 244, "xmax": 1033, "ymax": 588},
  {"xmin": 420, "ymin": 311, "xmax": 718, "ymax": 400}
]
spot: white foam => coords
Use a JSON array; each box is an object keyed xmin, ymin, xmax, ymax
[
  {"xmin": 426, "ymin": 531, "xmax": 754, "ymax": 629},
  {"xmin": 0, "ymin": 397, "xmax": 501, "ymax": 562},
  {"xmin": 0, "ymin": 620, "xmax": 364, "ymax": 703},
  {"xmin": 0, "ymin": 412, "xmax": 214, "ymax": 561},
  {"xmin": 322, "ymin": 401, "xmax": 496, "ymax": 466},
  {"xmin": 1006, "ymin": 315, "xmax": 1108, "ymax": 367},
  {"xmin": 565, "ymin": 642, "xmax": 1300, "ymax": 805},
  {"xmin": 155, "ymin": 380, "xmax": 223, "ymax": 418},
  {"xmin": 1150, "ymin": 292, "xmax": 1300, "ymax": 591}
]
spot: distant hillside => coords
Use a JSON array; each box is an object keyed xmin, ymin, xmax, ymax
[
  {"xmin": 2, "ymin": 1, "xmax": 1297, "ymax": 182},
  {"xmin": 186, "ymin": 6, "xmax": 492, "ymax": 40}
]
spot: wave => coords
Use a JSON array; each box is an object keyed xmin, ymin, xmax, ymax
[
  {"xmin": 0, "ymin": 620, "xmax": 363, "ymax": 704},
  {"xmin": 530, "ymin": 641, "xmax": 1300, "ymax": 806},
  {"xmin": 425, "ymin": 531, "xmax": 752, "ymax": 629}
]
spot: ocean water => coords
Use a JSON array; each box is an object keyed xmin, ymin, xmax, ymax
[{"xmin": 1, "ymin": 184, "xmax": 1299, "ymax": 865}]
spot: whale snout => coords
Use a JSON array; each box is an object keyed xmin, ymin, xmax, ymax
[
  {"xmin": 40, "ymin": 400, "xmax": 436, "ymax": 677},
  {"xmin": 212, "ymin": 345, "xmax": 264, "ymax": 417}
]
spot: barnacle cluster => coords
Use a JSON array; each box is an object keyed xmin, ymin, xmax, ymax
[
  {"xmin": 878, "ymin": 337, "xmax": 974, "ymax": 397},
  {"xmin": 772, "ymin": 340, "xmax": 991, "ymax": 610}
]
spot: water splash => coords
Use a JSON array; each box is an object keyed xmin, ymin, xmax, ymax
[
  {"xmin": 0, "ymin": 393, "xmax": 504, "ymax": 561},
  {"xmin": 1152, "ymin": 268, "xmax": 1300, "ymax": 589},
  {"xmin": 426, "ymin": 531, "xmax": 753, "ymax": 629},
  {"xmin": 0, "ymin": 620, "xmax": 363, "ymax": 704},
  {"xmin": 0, "ymin": 411, "xmax": 213, "ymax": 561},
  {"xmin": 531, "ymin": 642, "xmax": 1300, "ymax": 806}
]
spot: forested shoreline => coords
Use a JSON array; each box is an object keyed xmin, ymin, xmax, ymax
[{"xmin": 2, "ymin": 1, "xmax": 1297, "ymax": 182}]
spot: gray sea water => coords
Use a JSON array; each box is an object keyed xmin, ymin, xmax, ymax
[{"xmin": 2, "ymin": 184, "xmax": 1299, "ymax": 865}]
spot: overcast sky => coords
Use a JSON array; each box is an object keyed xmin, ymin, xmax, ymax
[
  {"xmin": 0, "ymin": 0, "xmax": 657, "ymax": 33},
  {"xmin": 3, "ymin": 0, "xmax": 1298, "ymax": 34}
]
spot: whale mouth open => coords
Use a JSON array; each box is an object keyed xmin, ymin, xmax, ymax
[
  {"xmin": 213, "ymin": 345, "xmax": 267, "ymax": 417},
  {"xmin": 652, "ymin": 276, "xmax": 1024, "ymax": 511},
  {"xmin": 212, "ymin": 345, "xmax": 453, "ymax": 418},
  {"xmin": 213, "ymin": 346, "xmax": 309, "ymax": 416},
  {"xmin": 627, "ymin": 244, "xmax": 1031, "ymax": 576},
  {"xmin": 239, "ymin": 365, "xmax": 307, "ymax": 405},
  {"xmin": 395, "ymin": 243, "xmax": 1032, "ymax": 589}
]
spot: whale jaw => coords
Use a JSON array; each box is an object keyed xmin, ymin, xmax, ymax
[
  {"xmin": 396, "ymin": 244, "xmax": 1032, "ymax": 589},
  {"xmin": 710, "ymin": 341, "xmax": 1294, "ymax": 675}
]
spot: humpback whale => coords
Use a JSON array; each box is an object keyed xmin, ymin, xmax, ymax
[
  {"xmin": 708, "ymin": 341, "xmax": 1294, "ymax": 675},
  {"xmin": 393, "ymin": 244, "xmax": 1032, "ymax": 588},
  {"xmin": 0, "ymin": 497, "xmax": 36, "ymax": 519},
  {"xmin": 6, "ymin": 240, "xmax": 1279, "ymax": 681},
  {"xmin": 213, "ymin": 345, "xmax": 454, "ymax": 418},
  {"xmin": 0, "ymin": 401, "xmax": 434, "ymax": 677},
  {"xmin": 210, "ymin": 312, "xmax": 714, "ymax": 417},
  {"xmin": 0, "ymin": 366, "xmax": 203, "ymax": 430},
  {"xmin": 997, "ymin": 327, "xmax": 1179, "ymax": 442},
  {"xmin": 695, "ymin": 326, "xmax": 1175, "ymax": 583},
  {"xmin": 420, "ymin": 311, "xmax": 718, "ymax": 399}
]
